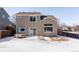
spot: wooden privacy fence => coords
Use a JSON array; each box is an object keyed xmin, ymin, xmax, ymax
[
  {"xmin": 0, "ymin": 30, "xmax": 11, "ymax": 39},
  {"xmin": 58, "ymin": 31, "xmax": 79, "ymax": 39}
]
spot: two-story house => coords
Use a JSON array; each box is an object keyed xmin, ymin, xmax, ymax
[{"xmin": 16, "ymin": 12, "xmax": 58, "ymax": 36}]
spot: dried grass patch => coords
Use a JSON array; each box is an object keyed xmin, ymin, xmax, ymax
[
  {"xmin": 38, "ymin": 36, "xmax": 46, "ymax": 41},
  {"xmin": 50, "ymin": 37, "xmax": 69, "ymax": 42},
  {"xmin": 38, "ymin": 36, "xmax": 69, "ymax": 42}
]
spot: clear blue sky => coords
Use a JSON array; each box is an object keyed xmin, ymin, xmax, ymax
[{"xmin": 4, "ymin": 7, "xmax": 79, "ymax": 25}]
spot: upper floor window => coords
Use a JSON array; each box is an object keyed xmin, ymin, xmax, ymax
[
  {"xmin": 30, "ymin": 16, "xmax": 36, "ymax": 22},
  {"xmin": 40, "ymin": 15, "xmax": 47, "ymax": 20}
]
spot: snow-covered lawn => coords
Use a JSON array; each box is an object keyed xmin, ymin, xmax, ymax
[{"xmin": 0, "ymin": 36, "xmax": 79, "ymax": 52}]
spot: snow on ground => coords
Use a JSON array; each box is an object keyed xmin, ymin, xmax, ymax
[{"xmin": 0, "ymin": 36, "xmax": 79, "ymax": 52}]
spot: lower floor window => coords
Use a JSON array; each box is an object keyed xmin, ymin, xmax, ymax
[
  {"xmin": 19, "ymin": 27, "xmax": 26, "ymax": 32},
  {"xmin": 44, "ymin": 27, "xmax": 53, "ymax": 32}
]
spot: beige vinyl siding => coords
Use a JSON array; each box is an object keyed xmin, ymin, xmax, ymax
[{"xmin": 16, "ymin": 12, "xmax": 57, "ymax": 36}]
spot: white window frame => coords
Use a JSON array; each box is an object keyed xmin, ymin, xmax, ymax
[
  {"xmin": 29, "ymin": 16, "xmax": 37, "ymax": 22},
  {"xmin": 44, "ymin": 24, "xmax": 53, "ymax": 33},
  {"xmin": 19, "ymin": 27, "xmax": 26, "ymax": 32}
]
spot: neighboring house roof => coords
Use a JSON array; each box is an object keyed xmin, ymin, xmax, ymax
[
  {"xmin": 0, "ymin": 7, "xmax": 9, "ymax": 17},
  {"xmin": 0, "ymin": 7, "xmax": 10, "ymax": 30}
]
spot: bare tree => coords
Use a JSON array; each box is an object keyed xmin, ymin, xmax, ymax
[{"xmin": 11, "ymin": 14, "xmax": 16, "ymax": 24}]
